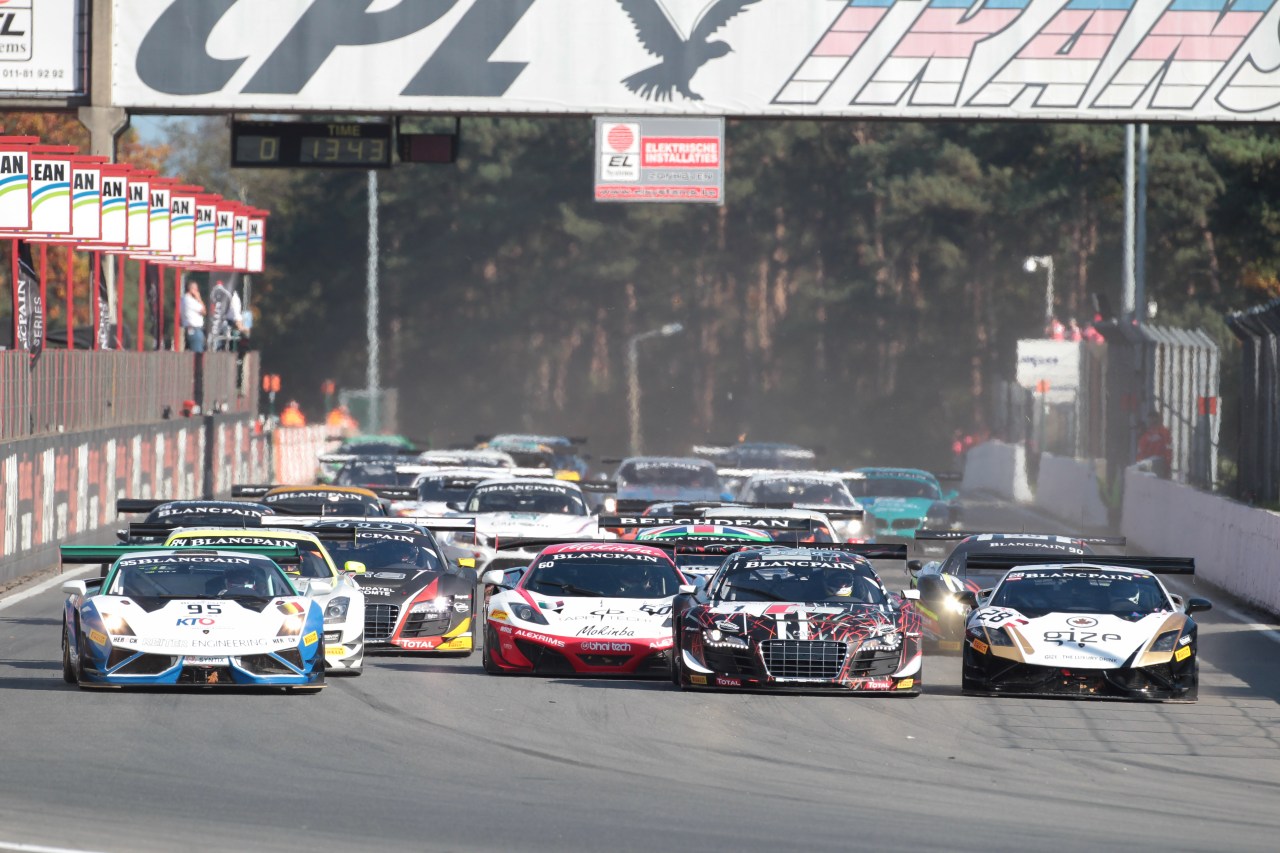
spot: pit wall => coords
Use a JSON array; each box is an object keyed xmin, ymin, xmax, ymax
[
  {"xmin": 0, "ymin": 415, "xmax": 269, "ymax": 586},
  {"xmin": 960, "ymin": 440, "xmax": 1031, "ymax": 502},
  {"xmin": 272, "ymin": 426, "xmax": 328, "ymax": 485},
  {"xmin": 1121, "ymin": 468, "xmax": 1280, "ymax": 616}
]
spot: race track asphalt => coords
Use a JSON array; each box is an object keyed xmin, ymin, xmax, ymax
[{"xmin": 2, "ymin": 499, "xmax": 1280, "ymax": 853}]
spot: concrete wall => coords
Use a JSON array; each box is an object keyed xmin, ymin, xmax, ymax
[
  {"xmin": 1033, "ymin": 453, "xmax": 1110, "ymax": 530},
  {"xmin": 1123, "ymin": 468, "xmax": 1280, "ymax": 615},
  {"xmin": 0, "ymin": 415, "xmax": 269, "ymax": 585},
  {"xmin": 961, "ymin": 440, "xmax": 1032, "ymax": 502},
  {"xmin": 273, "ymin": 426, "xmax": 329, "ymax": 485}
]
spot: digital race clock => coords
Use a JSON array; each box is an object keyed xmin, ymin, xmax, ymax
[{"xmin": 231, "ymin": 121, "xmax": 392, "ymax": 169}]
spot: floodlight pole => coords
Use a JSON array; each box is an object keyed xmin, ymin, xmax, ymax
[{"xmin": 627, "ymin": 323, "xmax": 684, "ymax": 456}]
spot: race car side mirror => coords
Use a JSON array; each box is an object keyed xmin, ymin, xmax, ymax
[
  {"xmin": 1186, "ymin": 598, "xmax": 1213, "ymax": 615},
  {"xmin": 955, "ymin": 590, "xmax": 979, "ymax": 609},
  {"xmin": 678, "ymin": 584, "xmax": 697, "ymax": 595},
  {"xmin": 906, "ymin": 560, "xmax": 923, "ymax": 577},
  {"xmin": 481, "ymin": 569, "xmax": 507, "ymax": 588},
  {"xmin": 899, "ymin": 589, "xmax": 920, "ymax": 601},
  {"xmin": 446, "ymin": 501, "xmax": 465, "ymax": 512},
  {"xmin": 310, "ymin": 581, "xmax": 335, "ymax": 596},
  {"xmin": 343, "ymin": 561, "xmax": 367, "ymax": 575},
  {"xmin": 62, "ymin": 580, "xmax": 87, "ymax": 597}
]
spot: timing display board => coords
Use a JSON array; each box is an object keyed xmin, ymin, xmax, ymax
[
  {"xmin": 231, "ymin": 121, "xmax": 392, "ymax": 169},
  {"xmin": 113, "ymin": 0, "xmax": 1280, "ymax": 122}
]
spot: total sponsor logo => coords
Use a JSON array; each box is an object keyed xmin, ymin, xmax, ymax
[
  {"xmin": 580, "ymin": 641, "xmax": 632, "ymax": 653},
  {"xmin": 398, "ymin": 638, "xmax": 438, "ymax": 651},
  {"xmin": 714, "ymin": 675, "xmax": 741, "ymax": 688}
]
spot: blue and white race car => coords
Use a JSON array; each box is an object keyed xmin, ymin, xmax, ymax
[
  {"xmin": 840, "ymin": 467, "xmax": 957, "ymax": 540},
  {"xmin": 60, "ymin": 546, "xmax": 327, "ymax": 691}
]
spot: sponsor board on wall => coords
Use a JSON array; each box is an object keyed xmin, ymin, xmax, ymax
[
  {"xmin": 1017, "ymin": 339, "xmax": 1081, "ymax": 403},
  {"xmin": 0, "ymin": 0, "xmax": 86, "ymax": 98},
  {"xmin": 112, "ymin": 0, "xmax": 1280, "ymax": 121},
  {"xmin": 595, "ymin": 116, "xmax": 723, "ymax": 204}
]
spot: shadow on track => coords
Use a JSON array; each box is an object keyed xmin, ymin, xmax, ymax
[{"xmin": 0, "ymin": 616, "xmax": 59, "ymax": 627}]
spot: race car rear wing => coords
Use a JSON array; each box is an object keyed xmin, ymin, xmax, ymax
[
  {"xmin": 598, "ymin": 515, "xmax": 814, "ymax": 531},
  {"xmin": 915, "ymin": 530, "xmax": 1126, "ymax": 546},
  {"xmin": 579, "ymin": 481, "xmax": 617, "ymax": 493},
  {"xmin": 372, "ymin": 487, "xmax": 418, "ymax": 501},
  {"xmin": 262, "ymin": 515, "xmax": 477, "ymax": 532},
  {"xmin": 961, "ymin": 554, "xmax": 1193, "ymax": 575},
  {"xmin": 661, "ymin": 501, "xmax": 863, "ymax": 520},
  {"xmin": 116, "ymin": 499, "xmax": 165, "ymax": 515},
  {"xmin": 61, "ymin": 545, "xmax": 304, "ymax": 566},
  {"xmin": 317, "ymin": 450, "xmax": 420, "ymax": 465},
  {"xmin": 671, "ymin": 542, "xmax": 908, "ymax": 560}
]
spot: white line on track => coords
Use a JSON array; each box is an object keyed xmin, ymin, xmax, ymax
[
  {"xmin": 0, "ymin": 566, "xmax": 94, "ymax": 613},
  {"xmin": 1217, "ymin": 604, "xmax": 1280, "ymax": 647},
  {"xmin": 0, "ymin": 841, "xmax": 112, "ymax": 853}
]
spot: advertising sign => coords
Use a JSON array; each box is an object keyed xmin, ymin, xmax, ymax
[
  {"xmin": 126, "ymin": 174, "xmax": 151, "ymax": 249},
  {"xmin": 193, "ymin": 195, "xmax": 217, "ymax": 263},
  {"xmin": 213, "ymin": 205, "xmax": 234, "ymax": 268},
  {"xmin": 111, "ymin": 0, "xmax": 1280, "ymax": 122},
  {"xmin": 1017, "ymin": 339, "xmax": 1081, "ymax": 404},
  {"xmin": 0, "ymin": 0, "xmax": 86, "ymax": 97},
  {"xmin": 247, "ymin": 215, "xmax": 265, "ymax": 273},
  {"xmin": 148, "ymin": 179, "xmax": 172, "ymax": 253},
  {"xmin": 28, "ymin": 146, "xmax": 74, "ymax": 235},
  {"xmin": 70, "ymin": 158, "xmax": 102, "ymax": 240},
  {"xmin": 595, "ymin": 116, "xmax": 723, "ymax": 203},
  {"xmin": 0, "ymin": 136, "xmax": 33, "ymax": 230},
  {"xmin": 167, "ymin": 185, "xmax": 198, "ymax": 258}
]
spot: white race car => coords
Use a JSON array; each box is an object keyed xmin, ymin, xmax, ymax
[
  {"xmin": 480, "ymin": 541, "xmax": 686, "ymax": 676},
  {"xmin": 732, "ymin": 472, "xmax": 866, "ymax": 541},
  {"xmin": 441, "ymin": 477, "xmax": 601, "ymax": 574},
  {"xmin": 165, "ymin": 528, "xmax": 367, "ymax": 674},
  {"xmin": 960, "ymin": 555, "xmax": 1210, "ymax": 701}
]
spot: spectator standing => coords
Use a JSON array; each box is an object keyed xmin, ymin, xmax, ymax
[
  {"xmin": 1136, "ymin": 408, "xmax": 1173, "ymax": 478},
  {"xmin": 180, "ymin": 281, "xmax": 206, "ymax": 353}
]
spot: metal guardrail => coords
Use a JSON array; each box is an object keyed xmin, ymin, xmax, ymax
[
  {"xmin": 0, "ymin": 350, "xmax": 260, "ymax": 440},
  {"xmin": 1226, "ymin": 299, "xmax": 1280, "ymax": 502}
]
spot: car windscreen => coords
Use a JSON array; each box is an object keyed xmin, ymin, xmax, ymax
[
  {"xmin": 846, "ymin": 477, "xmax": 940, "ymax": 500},
  {"xmin": 108, "ymin": 556, "xmax": 294, "ymax": 599},
  {"xmin": 746, "ymin": 479, "xmax": 857, "ymax": 508},
  {"xmin": 415, "ymin": 476, "xmax": 484, "ymax": 502},
  {"xmin": 713, "ymin": 556, "xmax": 886, "ymax": 605},
  {"xmin": 989, "ymin": 570, "xmax": 1171, "ymax": 620},
  {"xmin": 523, "ymin": 553, "xmax": 682, "ymax": 598},
  {"xmin": 506, "ymin": 450, "xmax": 555, "ymax": 468},
  {"xmin": 168, "ymin": 535, "xmax": 332, "ymax": 580},
  {"xmin": 467, "ymin": 483, "xmax": 587, "ymax": 515},
  {"xmin": 618, "ymin": 461, "xmax": 719, "ymax": 488},
  {"xmin": 324, "ymin": 537, "xmax": 445, "ymax": 573},
  {"xmin": 336, "ymin": 463, "xmax": 414, "ymax": 486}
]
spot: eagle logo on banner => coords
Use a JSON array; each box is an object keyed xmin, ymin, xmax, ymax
[{"xmin": 616, "ymin": 0, "xmax": 762, "ymax": 101}]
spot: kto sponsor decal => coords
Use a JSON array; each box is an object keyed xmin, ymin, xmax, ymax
[
  {"xmin": 580, "ymin": 641, "xmax": 632, "ymax": 653},
  {"xmin": 175, "ymin": 617, "xmax": 217, "ymax": 627}
]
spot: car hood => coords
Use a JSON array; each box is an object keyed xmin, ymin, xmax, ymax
[
  {"xmin": 475, "ymin": 513, "xmax": 595, "ymax": 541},
  {"xmin": 861, "ymin": 497, "xmax": 935, "ymax": 520},
  {"xmin": 502, "ymin": 594, "xmax": 672, "ymax": 640},
  {"xmin": 969, "ymin": 608, "xmax": 1182, "ymax": 669},
  {"xmin": 697, "ymin": 601, "xmax": 901, "ymax": 643},
  {"xmin": 85, "ymin": 596, "xmax": 319, "ymax": 656},
  {"xmin": 353, "ymin": 568, "xmax": 459, "ymax": 603}
]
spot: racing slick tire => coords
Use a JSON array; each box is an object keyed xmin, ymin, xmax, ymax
[
  {"xmin": 482, "ymin": 625, "xmax": 508, "ymax": 675},
  {"xmin": 61, "ymin": 623, "xmax": 80, "ymax": 686}
]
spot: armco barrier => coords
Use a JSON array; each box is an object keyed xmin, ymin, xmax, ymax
[
  {"xmin": 962, "ymin": 440, "xmax": 1031, "ymax": 502},
  {"xmin": 1122, "ymin": 468, "xmax": 1280, "ymax": 616},
  {"xmin": 0, "ymin": 414, "xmax": 269, "ymax": 586},
  {"xmin": 272, "ymin": 425, "xmax": 328, "ymax": 485},
  {"xmin": 1033, "ymin": 453, "xmax": 1110, "ymax": 530}
]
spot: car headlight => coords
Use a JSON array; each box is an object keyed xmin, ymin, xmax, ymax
[
  {"xmin": 703, "ymin": 629, "xmax": 748, "ymax": 648},
  {"xmin": 278, "ymin": 615, "xmax": 305, "ymax": 637},
  {"xmin": 102, "ymin": 613, "xmax": 135, "ymax": 637},
  {"xmin": 324, "ymin": 596, "xmax": 351, "ymax": 622},
  {"xmin": 1149, "ymin": 629, "xmax": 1181, "ymax": 653},
  {"xmin": 985, "ymin": 626, "xmax": 1015, "ymax": 646},
  {"xmin": 410, "ymin": 596, "xmax": 451, "ymax": 616},
  {"xmin": 860, "ymin": 630, "xmax": 902, "ymax": 651},
  {"xmin": 944, "ymin": 595, "xmax": 970, "ymax": 615},
  {"xmin": 511, "ymin": 603, "xmax": 549, "ymax": 625}
]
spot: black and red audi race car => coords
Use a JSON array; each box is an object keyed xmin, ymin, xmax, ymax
[
  {"xmin": 671, "ymin": 544, "xmax": 921, "ymax": 693},
  {"xmin": 480, "ymin": 541, "xmax": 687, "ymax": 677}
]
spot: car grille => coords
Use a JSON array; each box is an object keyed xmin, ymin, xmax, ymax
[
  {"xmin": 111, "ymin": 651, "xmax": 176, "ymax": 675},
  {"xmin": 365, "ymin": 604, "xmax": 400, "ymax": 642},
  {"xmin": 847, "ymin": 647, "xmax": 902, "ymax": 678},
  {"xmin": 513, "ymin": 638, "xmax": 575, "ymax": 674},
  {"xmin": 761, "ymin": 640, "xmax": 847, "ymax": 681},
  {"xmin": 240, "ymin": 650, "xmax": 304, "ymax": 675},
  {"xmin": 702, "ymin": 645, "xmax": 759, "ymax": 677},
  {"xmin": 577, "ymin": 654, "xmax": 633, "ymax": 667}
]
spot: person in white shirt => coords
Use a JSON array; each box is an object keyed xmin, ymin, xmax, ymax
[{"xmin": 180, "ymin": 281, "xmax": 206, "ymax": 353}]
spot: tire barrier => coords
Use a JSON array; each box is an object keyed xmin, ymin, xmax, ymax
[{"xmin": 0, "ymin": 414, "xmax": 268, "ymax": 586}]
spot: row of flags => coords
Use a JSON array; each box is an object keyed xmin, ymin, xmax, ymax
[{"xmin": 1, "ymin": 135, "xmax": 268, "ymax": 353}]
